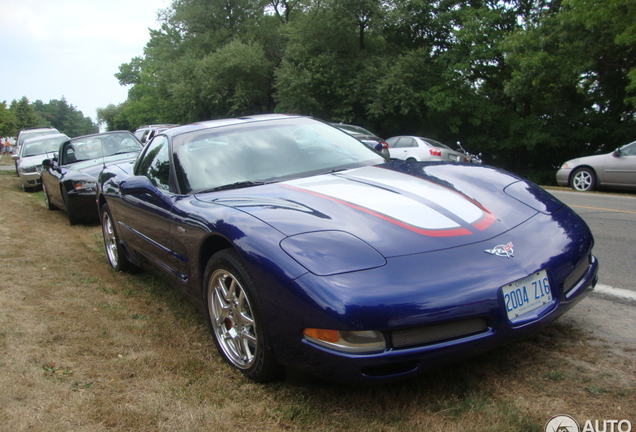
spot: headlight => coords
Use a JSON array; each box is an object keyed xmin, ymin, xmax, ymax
[
  {"xmin": 561, "ymin": 163, "xmax": 569, "ymax": 169},
  {"xmin": 303, "ymin": 328, "xmax": 386, "ymax": 353},
  {"xmin": 280, "ymin": 231, "xmax": 386, "ymax": 276},
  {"xmin": 19, "ymin": 165, "xmax": 37, "ymax": 174},
  {"xmin": 73, "ymin": 180, "xmax": 97, "ymax": 192}
]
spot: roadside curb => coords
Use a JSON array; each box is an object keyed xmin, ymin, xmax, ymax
[{"xmin": 593, "ymin": 284, "xmax": 636, "ymax": 303}]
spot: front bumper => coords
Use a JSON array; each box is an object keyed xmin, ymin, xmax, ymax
[
  {"xmin": 264, "ymin": 207, "xmax": 598, "ymax": 384},
  {"xmin": 556, "ymin": 168, "xmax": 571, "ymax": 187},
  {"xmin": 18, "ymin": 171, "xmax": 41, "ymax": 189},
  {"xmin": 67, "ymin": 190, "xmax": 100, "ymax": 221}
]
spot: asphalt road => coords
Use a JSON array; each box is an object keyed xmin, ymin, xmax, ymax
[{"xmin": 549, "ymin": 189, "xmax": 636, "ymax": 293}]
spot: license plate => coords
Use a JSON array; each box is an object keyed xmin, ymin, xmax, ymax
[
  {"xmin": 449, "ymin": 154, "xmax": 460, "ymax": 161},
  {"xmin": 502, "ymin": 270, "xmax": 552, "ymax": 320}
]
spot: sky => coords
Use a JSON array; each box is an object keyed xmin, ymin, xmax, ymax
[{"xmin": 0, "ymin": 0, "xmax": 171, "ymax": 124}]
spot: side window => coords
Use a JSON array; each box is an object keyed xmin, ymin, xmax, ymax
[
  {"xmin": 622, "ymin": 142, "xmax": 636, "ymax": 156},
  {"xmin": 137, "ymin": 136, "xmax": 171, "ymax": 190},
  {"xmin": 386, "ymin": 137, "xmax": 398, "ymax": 148},
  {"xmin": 395, "ymin": 137, "xmax": 416, "ymax": 148}
]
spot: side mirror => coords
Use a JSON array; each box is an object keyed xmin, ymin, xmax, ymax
[
  {"xmin": 120, "ymin": 176, "xmax": 157, "ymax": 196},
  {"xmin": 11, "ymin": 154, "xmax": 18, "ymax": 160},
  {"xmin": 42, "ymin": 159, "xmax": 53, "ymax": 169},
  {"xmin": 612, "ymin": 148, "xmax": 622, "ymax": 157}
]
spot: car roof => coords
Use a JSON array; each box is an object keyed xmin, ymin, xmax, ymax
[
  {"xmin": 69, "ymin": 130, "xmax": 136, "ymax": 141},
  {"xmin": 135, "ymin": 123, "xmax": 179, "ymax": 129},
  {"xmin": 22, "ymin": 133, "xmax": 69, "ymax": 144},
  {"xmin": 162, "ymin": 114, "xmax": 303, "ymax": 139}
]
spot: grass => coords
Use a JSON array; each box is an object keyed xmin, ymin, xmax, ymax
[{"xmin": 0, "ymin": 163, "xmax": 635, "ymax": 431}]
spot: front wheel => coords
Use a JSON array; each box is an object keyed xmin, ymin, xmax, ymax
[
  {"xmin": 101, "ymin": 203, "xmax": 134, "ymax": 272},
  {"xmin": 204, "ymin": 249, "xmax": 283, "ymax": 382},
  {"xmin": 571, "ymin": 167, "xmax": 596, "ymax": 192},
  {"xmin": 42, "ymin": 183, "xmax": 57, "ymax": 210}
]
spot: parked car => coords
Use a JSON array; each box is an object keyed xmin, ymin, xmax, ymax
[
  {"xmin": 41, "ymin": 131, "xmax": 143, "ymax": 224},
  {"xmin": 134, "ymin": 124, "xmax": 179, "ymax": 145},
  {"xmin": 13, "ymin": 126, "xmax": 60, "ymax": 174},
  {"xmin": 556, "ymin": 140, "xmax": 636, "ymax": 191},
  {"xmin": 97, "ymin": 114, "xmax": 597, "ymax": 385},
  {"xmin": 330, "ymin": 123, "xmax": 389, "ymax": 158},
  {"xmin": 387, "ymin": 136, "xmax": 469, "ymax": 163},
  {"xmin": 12, "ymin": 133, "xmax": 69, "ymax": 191}
]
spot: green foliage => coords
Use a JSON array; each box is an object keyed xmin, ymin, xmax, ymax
[
  {"xmin": 0, "ymin": 101, "xmax": 17, "ymax": 137},
  {"xmin": 32, "ymin": 97, "xmax": 98, "ymax": 137},
  {"xmin": 108, "ymin": 0, "xmax": 636, "ymax": 182},
  {"xmin": 10, "ymin": 97, "xmax": 41, "ymax": 131},
  {"xmin": 5, "ymin": 97, "xmax": 97, "ymax": 137}
]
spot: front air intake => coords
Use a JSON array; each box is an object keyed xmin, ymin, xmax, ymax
[{"xmin": 391, "ymin": 317, "xmax": 488, "ymax": 349}]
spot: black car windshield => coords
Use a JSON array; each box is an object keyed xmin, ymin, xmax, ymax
[
  {"xmin": 22, "ymin": 136, "xmax": 67, "ymax": 157},
  {"xmin": 173, "ymin": 117, "xmax": 385, "ymax": 193},
  {"xmin": 67, "ymin": 133, "xmax": 142, "ymax": 163}
]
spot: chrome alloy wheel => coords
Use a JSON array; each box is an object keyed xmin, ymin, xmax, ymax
[
  {"xmin": 572, "ymin": 168, "xmax": 594, "ymax": 191},
  {"xmin": 208, "ymin": 269, "xmax": 257, "ymax": 370},
  {"xmin": 102, "ymin": 210, "xmax": 119, "ymax": 268}
]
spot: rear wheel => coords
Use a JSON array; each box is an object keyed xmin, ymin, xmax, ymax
[
  {"xmin": 406, "ymin": 157, "xmax": 417, "ymax": 163},
  {"xmin": 204, "ymin": 249, "xmax": 283, "ymax": 382},
  {"xmin": 101, "ymin": 203, "xmax": 134, "ymax": 272},
  {"xmin": 571, "ymin": 167, "xmax": 596, "ymax": 192}
]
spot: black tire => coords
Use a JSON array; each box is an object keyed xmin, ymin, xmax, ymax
[
  {"xmin": 62, "ymin": 188, "xmax": 78, "ymax": 225},
  {"xmin": 101, "ymin": 203, "xmax": 134, "ymax": 272},
  {"xmin": 204, "ymin": 249, "xmax": 284, "ymax": 383},
  {"xmin": 406, "ymin": 157, "xmax": 417, "ymax": 163},
  {"xmin": 42, "ymin": 183, "xmax": 57, "ymax": 210},
  {"xmin": 570, "ymin": 167, "xmax": 596, "ymax": 192}
]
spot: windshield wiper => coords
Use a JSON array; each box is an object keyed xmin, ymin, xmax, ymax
[{"xmin": 199, "ymin": 181, "xmax": 268, "ymax": 193}]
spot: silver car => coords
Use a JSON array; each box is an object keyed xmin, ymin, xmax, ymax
[
  {"xmin": 556, "ymin": 140, "xmax": 636, "ymax": 191},
  {"xmin": 13, "ymin": 133, "xmax": 69, "ymax": 191},
  {"xmin": 387, "ymin": 136, "xmax": 468, "ymax": 163}
]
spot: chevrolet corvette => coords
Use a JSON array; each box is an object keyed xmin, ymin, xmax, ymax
[{"xmin": 96, "ymin": 114, "xmax": 598, "ymax": 384}]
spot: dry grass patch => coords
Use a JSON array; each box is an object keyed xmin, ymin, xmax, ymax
[{"xmin": 0, "ymin": 165, "xmax": 634, "ymax": 432}]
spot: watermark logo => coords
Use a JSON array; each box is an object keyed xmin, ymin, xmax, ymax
[
  {"xmin": 545, "ymin": 416, "xmax": 633, "ymax": 432},
  {"xmin": 546, "ymin": 415, "xmax": 580, "ymax": 432}
]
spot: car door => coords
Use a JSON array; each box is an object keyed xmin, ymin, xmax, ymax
[
  {"xmin": 388, "ymin": 137, "xmax": 418, "ymax": 160},
  {"xmin": 117, "ymin": 136, "xmax": 178, "ymax": 277},
  {"xmin": 41, "ymin": 143, "xmax": 73, "ymax": 210},
  {"xmin": 602, "ymin": 141, "xmax": 636, "ymax": 187}
]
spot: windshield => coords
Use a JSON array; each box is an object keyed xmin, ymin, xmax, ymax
[
  {"xmin": 173, "ymin": 117, "xmax": 385, "ymax": 193},
  {"xmin": 22, "ymin": 136, "xmax": 66, "ymax": 157},
  {"xmin": 68, "ymin": 133, "xmax": 142, "ymax": 163},
  {"xmin": 19, "ymin": 130, "xmax": 57, "ymax": 146}
]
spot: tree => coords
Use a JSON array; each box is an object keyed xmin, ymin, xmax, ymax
[
  {"xmin": 10, "ymin": 97, "xmax": 41, "ymax": 131},
  {"xmin": 33, "ymin": 97, "xmax": 98, "ymax": 137},
  {"xmin": 0, "ymin": 101, "xmax": 17, "ymax": 137}
]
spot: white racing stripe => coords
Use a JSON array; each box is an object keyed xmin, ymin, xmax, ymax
[
  {"xmin": 287, "ymin": 167, "xmax": 490, "ymax": 233},
  {"xmin": 594, "ymin": 284, "xmax": 636, "ymax": 302}
]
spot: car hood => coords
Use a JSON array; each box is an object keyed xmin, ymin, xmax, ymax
[
  {"xmin": 66, "ymin": 152, "xmax": 140, "ymax": 178},
  {"xmin": 18, "ymin": 154, "xmax": 52, "ymax": 167},
  {"xmin": 563, "ymin": 152, "xmax": 609, "ymax": 168},
  {"xmin": 195, "ymin": 162, "xmax": 564, "ymax": 257}
]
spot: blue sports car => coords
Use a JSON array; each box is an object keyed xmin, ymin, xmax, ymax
[{"xmin": 96, "ymin": 114, "xmax": 598, "ymax": 384}]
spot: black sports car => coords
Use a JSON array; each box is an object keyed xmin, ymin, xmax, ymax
[{"xmin": 41, "ymin": 131, "xmax": 143, "ymax": 224}]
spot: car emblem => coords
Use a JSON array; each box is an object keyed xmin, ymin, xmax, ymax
[{"xmin": 485, "ymin": 242, "xmax": 514, "ymax": 258}]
